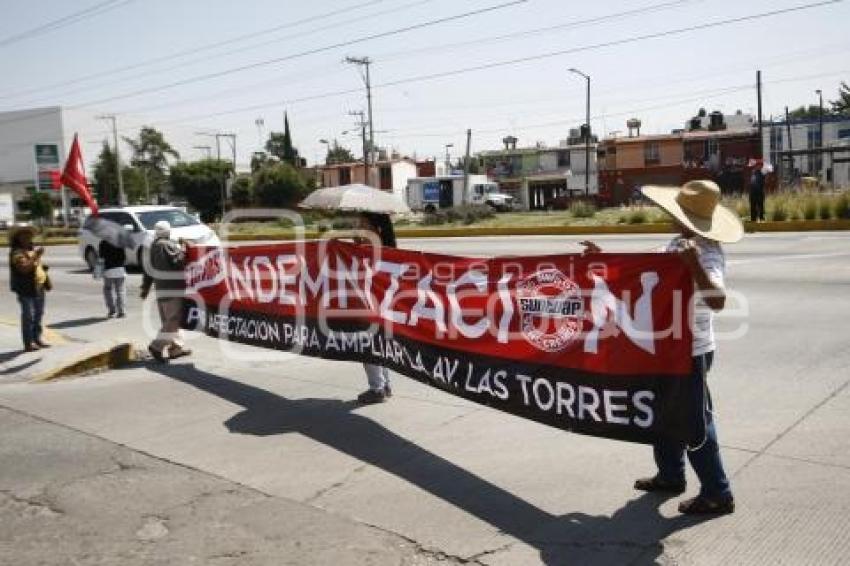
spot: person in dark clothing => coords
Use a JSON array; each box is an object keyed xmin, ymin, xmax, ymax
[
  {"xmin": 749, "ymin": 168, "xmax": 765, "ymax": 222},
  {"xmin": 8, "ymin": 225, "xmax": 51, "ymax": 352},
  {"xmin": 356, "ymin": 212, "xmax": 397, "ymax": 404},
  {"xmin": 140, "ymin": 221, "xmax": 191, "ymax": 362},
  {"xmin": 98, "ymin": 239, "xmax": 127, "ymax": 318}
]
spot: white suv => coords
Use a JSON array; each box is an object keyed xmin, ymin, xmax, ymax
[{"xmin": 78, "ymin": 206, "xmax": 219, "ymax": 270}]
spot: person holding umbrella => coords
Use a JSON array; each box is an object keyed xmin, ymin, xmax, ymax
[
  {"xmin": 355, "ymin": 212, "xmax": 397, "ymax": 404},
  {"xmin": 299, "ymin": 184, "xmax": 409, "ymax": 405},
  {"xmin": 8, "ymin": 225, "xmax": 51, "ymax": 352},
  {"xmin": 98, "ymin": 238, "xmax": 127, "ymax": 318}
]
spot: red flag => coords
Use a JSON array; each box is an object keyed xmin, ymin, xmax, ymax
[{"xmin": 60, "ymin": 134, "xmax": 99, "ymax": 215}]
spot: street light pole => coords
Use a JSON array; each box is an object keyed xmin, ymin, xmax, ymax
[
  {"xmin": 445, "ymin": 143, "xmax": 454, "ymax": 173},
  {"xmin": 97, "ymin": 114, "xmax": 126, "ymax": 206},
  {"xmin": 569, "ymin": 68, "xmax": 591, "ymax": 198},
  {"xmin": 816, "ymin": 89, "xmax": 824, "ymax": 182}
]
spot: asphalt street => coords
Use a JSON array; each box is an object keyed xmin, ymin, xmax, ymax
[{"xmin": 1, "ymin": 232, "xmax": 849, "ymax": 565}]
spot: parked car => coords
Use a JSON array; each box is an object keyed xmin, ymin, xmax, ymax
[{"xmin": 78, "ymin": 206, "xmax": 219, "ymax": 270}]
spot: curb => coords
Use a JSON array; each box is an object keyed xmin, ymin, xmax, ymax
[
  {"xmin": 33, "ymin": 342, "xmax": 136, "ymax": 382},
  {"xmin": 5, "ymin": 219, "xmax": 849, "ymax": 246}
]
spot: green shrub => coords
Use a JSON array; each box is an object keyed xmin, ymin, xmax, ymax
[
  {"xmin": 818, "ymin": 198, "xmax": 833, "ymax": 220},
  {"xmin": 628, "ymin": 209, "xmax": 647, "ymax": 224},
  {"xmin": 770, "ymin": 200, "xmax": 789, "ymax": 222},
  {"xmin": 422, "ymin": 210, "xmax": 447, "ymax": 225},
  {"xmin": 570, "ymin": 200, "xmax": 596, "ymax": 219},
  {"xmin": 802, "ymin": 197, "xmax": 818, "ymax": 220},
  {"xmin": 834, "ymin": 193, "xmax": 850, "ymax": 219}
]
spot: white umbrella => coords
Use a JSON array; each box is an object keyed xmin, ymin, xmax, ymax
[{"xmin": 299, "ymin": 183, "xmax": 410, "ymax": 214}]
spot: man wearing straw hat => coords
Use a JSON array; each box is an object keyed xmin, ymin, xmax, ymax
[
  {"xmin": 581, "ymin": 180, "xmax": 743, "ymax": 515},
  {"xmin": 8, "ymin": 225, "xmax": 52, "ymax": 352}
]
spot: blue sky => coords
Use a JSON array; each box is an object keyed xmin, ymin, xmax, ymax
[{"xmin": 1, "ymin": 0, "xmax": 848, "ymax": 168}]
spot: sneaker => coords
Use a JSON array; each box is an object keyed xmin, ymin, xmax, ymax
[
  {"xmin": 383, "ymin": 384, "xmax": 393, "ymax": 398},
  {"xmin": 107, "ymin": 311, "xmax": 116, "ymax": 318},
  {"xmin": 634, "ymin": 476, "xmax": 687, "ymax": 495},
  {"xmin": 357, "ymin": 388, "xmax": 387, "ymax": 404},
  {"xmin": 24, "ymin": 343, "xmax": 41, "ymax": 353},
  {"xmin": 678, "ymin": 495, "xmax": 735, "ymax": 515},
  {"xmin": 35, "ymin": 340, "xmax": 51, "ymax": 349},
  {"xmin": 117, "ymin": 312, "xmax": 126, "ymax": 318}
]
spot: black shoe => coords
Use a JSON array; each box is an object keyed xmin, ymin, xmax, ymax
[
  {"xmin": 383, "ymin": 384, "xmax": 392, "ymax": 398},
  {"xmin": 117, "ymin": 312, "xmax": 126, "ymax": 318},
  {"xmin": 678, "ymin": 495, "xmax": 735, "ymax": 515},
  {"xmin": 35, "ymin": 340, "xmax": 51, "ymax": 349},
  {"xmin": 634, "ymin": 476, "xmax": 687, "ymax": 495},
  {"xmin": 148, "ymin": 345, "xmax": 166, "ymax": 363},
  {"xmin": 107, "ymin": 311, "xmax": 116, "ymax": 318},
  {"xmin": 357, "ymin": 389, "xmax": 387, "ymax": 404}
]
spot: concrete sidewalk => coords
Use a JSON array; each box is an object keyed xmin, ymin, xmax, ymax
[
  {"xmin": 2, "ymin": 234, "xmax": 850, "ymax": 565},
  {"xmin": 0, "ymin": 406, "xmax": 456, "ymax": 566}
]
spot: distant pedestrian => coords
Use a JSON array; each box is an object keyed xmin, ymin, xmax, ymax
[
  {"xmin": 8, "ymin": 225, "xmax": 51, "ymax": 352},
  {"xmin": 99, "ymin": 239, "xmax": 127, "ymax": 318},
  {"xmin": 580, "ymin": 180, "xmax": 743, "ymax": 515},
  {"xmin": 140, "ymin": 220, "xmax": 191, "ymax": 362},
  {"xmin": 749, "ymin": 167, "xmax": 765, "ymax": 222},
  {"xmin": 356, "ymin": 212, "xmax": 397, "ymax": 404}
]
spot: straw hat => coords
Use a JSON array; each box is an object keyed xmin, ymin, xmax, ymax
[
  {"xmin": 7, "ymin": 224, "xmax": 38, "ymax": 247},
  {"xmin": 641, "ymin": 180, "xmax": 744, "ymax": 243}
]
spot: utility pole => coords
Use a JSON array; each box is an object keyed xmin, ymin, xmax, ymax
[
  {"xmin": 785, "ymin": 106, "xmax": 794, "ymax": 180},
  {"xmin": 97, "ymin": 114, "xmax": 126, "ymax": 206},
  {"xmin": 569, "ymin": 68, "xmax": 591, "ymax": 197},
  {"xmin": 756, "ymin": 70, "xmax": 764, "ymax": 160},
  {"xmin": 462, "ymin": 129, "xmax": 472, "ymax": 205},
  {"xmin": 816, "ymin": 89, "xmax": 824, "ymax": 182},
  {"xmin": 444, "ymin": 144, "xmax": 454, "ymax": 172},
  {"xmin": 345, "ymin": 56, "xmax": 375, "ymax": 167},
  {"xmin": 349, "ymin": 111, "xmax": 368, "ymax": 184}
]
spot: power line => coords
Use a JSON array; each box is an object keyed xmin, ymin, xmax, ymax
[
  {"xmin": 71, "ymin": 0, "xmax": 529, "ymax": 108},
  {"xmin": 0, "ymin": 0, "xmax": 135, "ymax": 48},
  {"xmin": 0, "ymin": 0, "xmax": 390, "ymax": 100},
  {"xmin": 148, "ymin": 0, "xmax": 844, "ymax": 128},
  {"xmin": 376, "ymin": 0, "xmax": 698, "ymax": 63}
]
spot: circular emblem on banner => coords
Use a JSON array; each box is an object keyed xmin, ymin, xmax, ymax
[{"xmin": 516, "ymin": 269, "xmax": 585, "ymax": 352}]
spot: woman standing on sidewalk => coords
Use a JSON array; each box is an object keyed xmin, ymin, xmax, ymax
[{"xmin": 8, "ymin": 225, "xmax": 51, "ymax": 352}]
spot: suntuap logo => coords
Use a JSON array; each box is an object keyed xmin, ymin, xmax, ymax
[{"xmin": 516, "ymin": 269, "xmax": 585, "ymax": 353}]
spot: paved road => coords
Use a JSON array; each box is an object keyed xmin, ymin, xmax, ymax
[{"xmin": 1, "ymin": 233, "xmax": 849, "ymax": 565}]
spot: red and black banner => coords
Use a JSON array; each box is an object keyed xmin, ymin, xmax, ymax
[{"xmin": 181, "ymin": 240, "xmax": 695, "ymax": 445}]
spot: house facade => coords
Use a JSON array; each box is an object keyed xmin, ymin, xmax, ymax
[
  {"xmin": 764, "ymin": 115, "xmax": 850, "ymax": 187},
  {"xmin": 317, "ymin": 157, "xmax": 418, "ymax": 200},
  {"xmin": 478, "ymin": 133, "xmax": 598, "ymax": 210}
]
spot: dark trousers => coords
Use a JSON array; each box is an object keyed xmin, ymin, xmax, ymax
[
  {"xmin": 653, "ymin": 352, "xmax": 733, "ymax": 499},
  {"xmin": 749, "ymin": 190, "xmax": 765, "ymax": 221},
  {"xmin": 18, "ymin": 292, "xmax": 45, "ymax": 347}
]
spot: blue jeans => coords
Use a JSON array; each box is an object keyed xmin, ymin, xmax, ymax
[
  {"xmin": 18, "ymin": 292, "xmax": 45, "ymax": 347},
  {"xmin": 654, "ymin": 352, "xmax": 733, "ymax": 499}
]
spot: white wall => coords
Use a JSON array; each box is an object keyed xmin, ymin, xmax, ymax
[{"xmin": 391, "ymin": 161, "xmax": 418, "ymax": 198}]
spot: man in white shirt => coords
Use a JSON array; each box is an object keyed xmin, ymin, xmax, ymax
[{"xmin": 581, "ymin": 179, "xmax": 742, "ymax": 515}]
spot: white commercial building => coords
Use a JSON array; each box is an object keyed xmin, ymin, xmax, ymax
[
  {"xmin": 764, "ymin": 116, "xmax": 850, "ymax": 188},
  {"xmin": 0, "ymin": 106, "xmax": 109, "ymax": 223}
]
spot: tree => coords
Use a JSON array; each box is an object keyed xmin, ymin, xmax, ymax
[
  {"xmin": 231, "ymin": 175, "xmax": 254, "ymax": 207},
  {"xmin": 92, "ymin": 142, "xmax": 119, "ymax": 205},
  {"xmin": 250, "ymin": 151, "xmax": 277, "ymax": 173},
  {"xmin": 788, "ymin": 105, "xmax": 824, "ymax": 120},
  {"xmin": 26, "ymin": 188, "xmax": 53, "ymax": 226},
  {"xmin": 831, "ymin": 81, "xmax": 850, "ymax": 116},
  {"xmin": 325, "ymin": 141, "xmax": 355, "ymax": 164},
  {"xmin": 265, "ymin": 112, "xmax": 300, "ymax": 166},
  {"xmin": 253, "ymin": 162, "xmax": 307, "ymax": 208},
  {"xmin": 169, "ymin": 159, "xmax": 232, "ymax": 222},
  {"xmin": 123, "ymin": 126, "xmax": 180, "ymax": 197}
]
